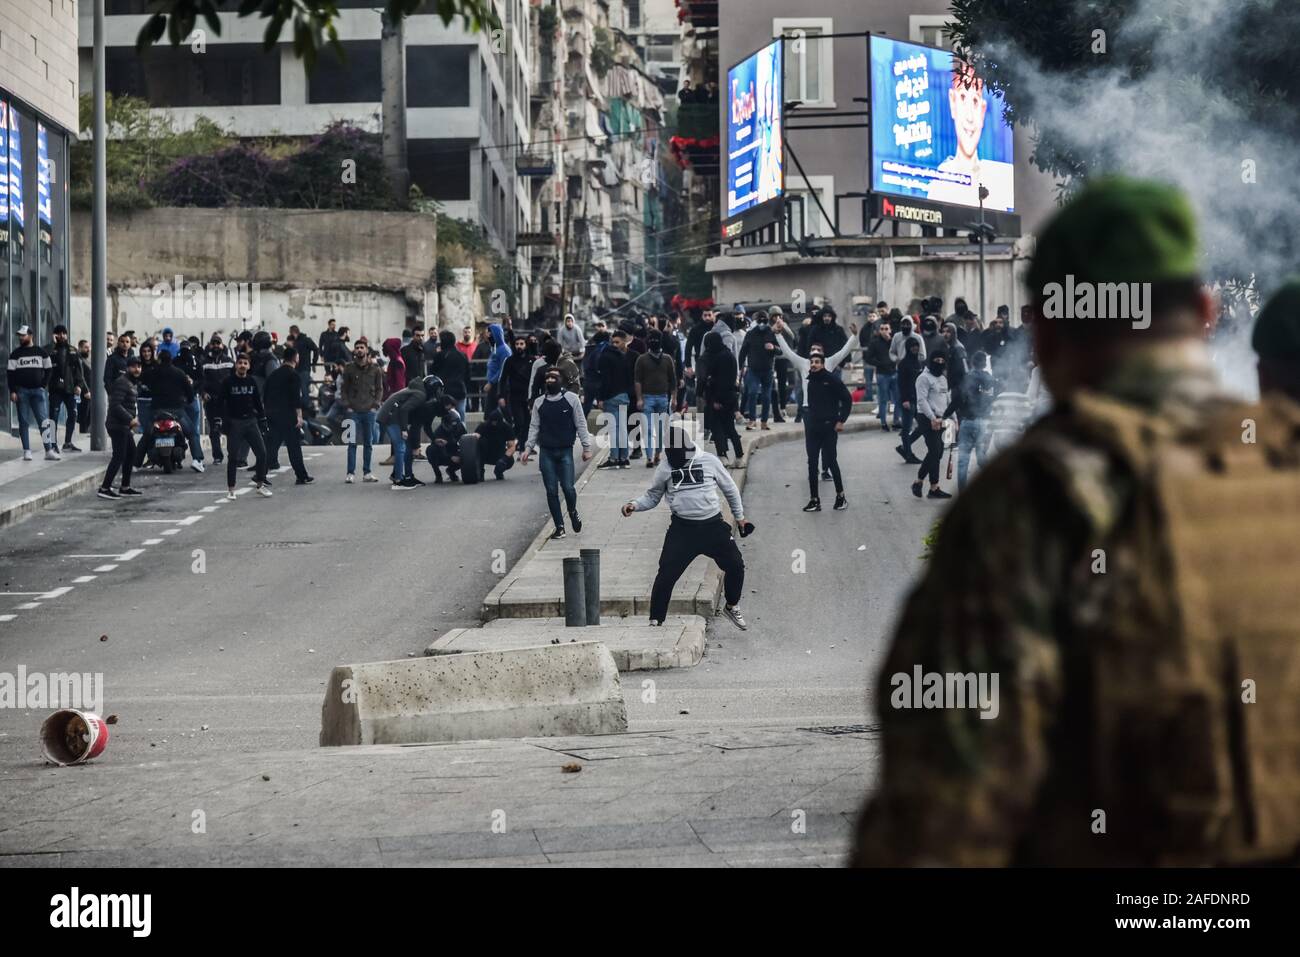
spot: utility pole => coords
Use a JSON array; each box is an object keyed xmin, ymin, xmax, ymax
[
  {"xmin": 90, "ymin": 0, "xmax": 107, "ymax": 451},
  {"xmin": 977, "ymin": 184, "xmax": 988, "ymax": 326},
  {"xmin": 380, "ymin": 11, "xmax": 409, "ymax": 205}
]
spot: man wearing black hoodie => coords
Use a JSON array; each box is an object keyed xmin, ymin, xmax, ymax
[
  {"xmin": 133, "ymin": 350, "xmax": 204, "ymax": 472},
  {"xmin": 263, "ymin": 347, "xmax": 314, "ymax": 485},
  {"xmin": 46, "ymin": 325, "xmax": 87, "ymax": 452},
  {"xmin": 499, "ymin": 331, "xmax": 534, "ymax": 447},
  {"xmin": 801, "ymin": 352, "xmax": 853, "ymax": 512},
  {"xmin": 429, "ymin": 329, "xmax": 471, "ymax": 420},
  {"xmin": 701, "ymin": 330, "xmax": 743, "ymax": 464}
]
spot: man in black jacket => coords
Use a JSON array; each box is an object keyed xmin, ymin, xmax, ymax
[
  {"xmin": 46, "ymin": 324, "xmax": 87, "ymax": 451},
  {"xmin": 429, "ymin": 330, "xmax": 470, "ymax": 420},
  {"xmin": 263, "ymin": 347, "xmax": 313, "ymax": 485},
  {"xmin": 499, "ymin": 331, "xmax": 534, "ymax": 447},
  {"xmin": 864, "ymin": 320, "xmax": 899, "ymax": 430},
  {"xmin": 701, "ymin": 330, "xmax": 743, "ymax": 464},
  {"xmin": 133, "ymin": 350, "xmax": 204, "ymax": 472},
  {"xmin": 400, "ymin": 326, "xmax": 426, "ymax": 382},
  {"xmin": 738, "ymin": 312, "xmax": 778, "ymax": 429},
  {"xmin": 98, "ymin": 355, "xmax": 144, "ymax": 500},
  {"xmin": 219, "ymin": 353, "xmax": 272, "ymax": 498},
  {"xmin": 200, "ymin": 335, "xmax": 234, "ymax": 464},
  {"xmin": 801, "ymin": 352, "xmax": 853, "ymax": 512},
  {"xmin": 596, "ymin": 328, "xmax": 636, "ymax": 468},
  {"xmin": 76, "ymin": 340, "xmax": 94, "ymax": 435}
]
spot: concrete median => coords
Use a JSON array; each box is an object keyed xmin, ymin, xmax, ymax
[{"xmin": 319, "ymin": 642, "xmax": 628, "ymax": 746}]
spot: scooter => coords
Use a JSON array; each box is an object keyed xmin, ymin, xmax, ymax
[{"xmin": 146, "ymin": 412, "xmax": 187, "ymax": 474}]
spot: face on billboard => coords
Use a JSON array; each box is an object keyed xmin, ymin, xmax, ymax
[
  {"xmin": 869, "ymin": 35, "xmax": 1014, "ymax": 212},
  {"xmin": 725, "ymin": 40, "xmax": 783, "ymax": 225}
]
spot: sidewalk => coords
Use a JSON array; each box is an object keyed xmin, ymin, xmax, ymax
[
  {"xmin": 0, "ymin": 433, "xmax": 108, "ymax": 529},
  {"xmin": 0, "ymin": 725, "xmax": 875, "ymax": 866}
]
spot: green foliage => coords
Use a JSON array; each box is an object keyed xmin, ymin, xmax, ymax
[
  {"xmin": 920, "ymin": 517, "xmax": 944, "ymax": 562},
  {"xmin": 68, "ymin": 94, "xmax": 231, "ymax": 210},
  {"xmin": 539, "ymin": 3, "xmax": 558, "ymax": 38},
  {"xmin": 135, "ymin": 0, "xmax": 500, "ymax": 71},
  {"xmin": 411, "ymin": 185, "xmax": 512, "ymax": 300},
  {"xmin": 592, "ymin": 27, "xmax": 615, "ymax": 78}
]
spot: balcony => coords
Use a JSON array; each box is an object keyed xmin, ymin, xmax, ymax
[
  {"xmin": 675, "ymin": 0, "xmax": 719, "ymax": 29},
  {"xmin": 516, "ymin": 154, "xmax": 556, "ymax": 177},
  {"xmin": 516, "ymin": 231, "xmax": 559, "ymax": 250}
]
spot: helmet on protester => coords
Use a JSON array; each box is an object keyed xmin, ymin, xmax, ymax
[{"xmin": 422, "ymin": 375, "xmax": 445, "ymax": 398}]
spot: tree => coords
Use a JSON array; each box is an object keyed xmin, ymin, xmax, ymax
[
  {"xmin": 135, "ymin": 0, "xmax": 499, "ymax": 70},
  {"xmin": 946, "ymin": 0, "xmax": 1300, "ymax": 291}
]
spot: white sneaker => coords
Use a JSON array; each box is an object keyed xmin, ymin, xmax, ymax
[
  {"xmin": 345, "ymin": 473, "xmax": 355, "ymax": 484},
  {"xmin": 722, "ymin": 605, "xmax": 748, "ymax": 631},
  {"xmin": 256, "ymin": 485, "xmax": 273, "ymax": 498},
  {"xmin": 190, "ymin": 460, "xmax": 205, "ymax": 473},
  {"xmin": 45, "ymin": 448, "xmax": 61, "ymax": 461},
  {"xmin": 22, "ymin": 450, "xmax": 33, "ymax": 462},
  {"xmin": 362, "ymin": 473, "xmax": 379, "ymax": 483},
  {"xmin": 226, "ymin": 491, "xmax": 237, "ymax": 501}
]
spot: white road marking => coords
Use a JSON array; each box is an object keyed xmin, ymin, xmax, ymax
[
  {"xmin": 118, "ymin": 549, "xmax": 145, "ymax": 562},
  {"xmin": 67, "ymin": 554, "xmax": 122, "ymax": 559},
  {"xmin": 200, "ymin": 505, "xmax": 219, "ymax": 513},
  {"xmin": 0, "ymin": 614, "xmax": 15, "ymax": 622},
  {"xmin": 15, "ymin": 602, "xmax": 40, "ymax": 610},
  {"xmin": 131, "ymin": 519, "xmax": 180, "ymax": 524},
  {"xmin": 235, "ymin": 488, "xmax": 252, "ymax": 496},
  {"xmin": 0, "ymin": 592, "xmax": 43, "ymax": 596},
  {"xmin": 161, "ymin": 529, "xmax": 181, "ymax": 536},
  {"xmin": 142, "ymin": 538, "xmax": 163, "ymax": 545},
  {"xmin": 178, "ymin": 490, "xmax": 217, "ymax": 494},
  {"xmin": 92, "ymin": 564, "xmax": 118, "ymax": 572},
  {"xmin": 72, "ymin": 576, "xmax": 96, "ymax": 584},
  {"xmin": 177, "ymin": 515, "xmax": 202, "ymax": 526},
  {"xmin": 41, "ymin": 587, "xmax": 74, "ymax": 600}
]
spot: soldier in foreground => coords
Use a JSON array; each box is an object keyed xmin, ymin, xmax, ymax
[
  {"xmin": 852, "ymin": 177, "xmax": 1300, "ymax": 866},
  {"xmin": 1253, "ymin": 276, "xmax": 1300, "ymax": 403}
]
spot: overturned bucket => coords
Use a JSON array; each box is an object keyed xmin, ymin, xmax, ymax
[{"xmin": 40, "ymin": 709, "xmax": 110, "ymax": 766}]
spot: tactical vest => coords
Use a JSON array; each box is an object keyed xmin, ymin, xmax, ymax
[{"xmin": 1025, "ymin": 390, "xmax": 1300, "ymax": 866}]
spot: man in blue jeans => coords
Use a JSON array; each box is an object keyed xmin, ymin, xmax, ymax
[
  {"xmin": 633, "ymin": 331, "xmax": 677, "ymax": 468},
  {"xmin": 7, "ymin": 324, "xmax": 58, "ymax": 461},
  {"xmin": 596, "ymin": 328, "xmax": 635, "ymax": 469},
  {"xmin": 522, "ymin": 368, "xmax": 593, "ymax": 539},
  {"xmin": 339, "ymin": 342, "xmax": 383, "ymax": 483}
]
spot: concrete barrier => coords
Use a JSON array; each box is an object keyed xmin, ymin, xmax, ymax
[{"xmin": 320, "ymin": 642, "xmax": 628, "ymax": 746}]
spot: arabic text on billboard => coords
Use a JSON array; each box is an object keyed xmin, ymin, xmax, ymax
[
  {"xmin": 726, "ymin": 40, "xmax": 783, "ymax": 221},
  {"xmin": 869, "ymin": 35, "xmax": 1014, "ymax": 213}
]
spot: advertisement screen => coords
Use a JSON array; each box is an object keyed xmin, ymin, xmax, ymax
[
  {"xmin": 725, "ymin": 39, "xmax": 783, "ymax": 223},
  {"xmin": 869, "ymin": 35, "xmax": 1014, "ymax": 213}
]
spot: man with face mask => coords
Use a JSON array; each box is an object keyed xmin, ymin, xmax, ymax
[
  {"xmin": 921, "ymin": 315, "xmax": 945, "ymax": 360},
  {"xmin": 98, "ymin": 354, "xmax": 144, "ymax": 499},
  {"xmin": 622, "ymin": 423, "xmax": 753, "ymax": 629},
  {"xmin": 6, "ymin": 325, "xmax": 56, "ymax": 461},
  {"xmin": 911, "ymin": 350, "xmax": 953, "ymax": 499},
  {"xmin": 889, "ymin": 316, "xmax": 926, "ymax": 365},
  {"xmin": 634, "ymin": 331, "xmax": 677, "ymax": 467},
  {"xmin": 521, "ymin": 367, "xmax": 593, "ymax": 539},
  {"xmin": 801, "ymin": 350, "xmax": 853, "ymax": 512}
]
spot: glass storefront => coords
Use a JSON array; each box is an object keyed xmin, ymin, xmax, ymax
[{"xmin": 1, "ymin": 90, "xmax": 71, "ymax": 434}]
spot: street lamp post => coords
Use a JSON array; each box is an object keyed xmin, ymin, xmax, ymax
[
  {"xmin": 977, "ymin": 184, "xmax": 989, "ymax": 327},
  {"xmin": 90, "ymin": 0, "xmax": 107, "ymax": 451}
]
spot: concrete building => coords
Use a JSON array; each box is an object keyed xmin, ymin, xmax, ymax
[
  {"xmin": 81, "ymin": 0, "xmax": 534, "ymax": 312},
  {"xmin": 707, "ymin": 0, "xmax": 1058, "ymax": 321},
  {"xmin": 1, "ymin": 0, "xmax": 79, "ymax": 434}
]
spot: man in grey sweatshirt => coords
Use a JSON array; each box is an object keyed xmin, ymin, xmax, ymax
[{"xmin": 622, "ymin": 425, "xmax": 754, "ymax": 629}]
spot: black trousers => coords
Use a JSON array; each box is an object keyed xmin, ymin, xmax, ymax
[
  {"xmin": 77, "ymin": 389, "xmax": 93, "ymax": 433},
  {"xmin": 226, "ymin": 418, "xmax": 267, "ymax": 487},
  {"xmin": 711, "ymin": 399, "xmax": 742, "ymax": 459},
  {"xmin": 508, "ymin": 399, "xmax": 530, "ymax": 446},
  {"xmin": 266, "ymin": 419, "xmax": 308, "ymax": 480},
  {"xmin": 102, "ymin": 427, "xmax": 135, "ymax": 490},
  {"xmin": 649, "ymin": 515, "xmax": 745, "ymax": 623},
  {"xmin": 50, "ymin": 390, "xmax": 77, "ymax": 444},
  {"xmin": 205, "ymin": 401, "xmax": 225, "ymax": 461},
  {"xmin": 917, "ymin": 419, "xmax": 943, "ymax": 484},
  {"xmin": 805, "ymin": 420, "xmax": 843, "ymax": 497}
]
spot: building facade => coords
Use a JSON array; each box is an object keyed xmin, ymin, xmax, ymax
[{"xmin": 1, "ymin": 0, "xmax": 79, "ymax": 434}]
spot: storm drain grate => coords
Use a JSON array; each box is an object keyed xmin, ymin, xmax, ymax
[{"xmin": 798, "ymin": 724, "xmax": 879, "ymax": 736}]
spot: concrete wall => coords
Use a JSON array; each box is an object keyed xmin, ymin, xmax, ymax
[
  {"xmin": 0, "ymin": 0, "xmax": 79, "ymax": 132},
  {"xmin": 70, "ymin": 206, "xmax": 439, "ymax": 343},
  {"xmin": 716, "ymin": 0, "xmax": 1057, "ymax": 238}
]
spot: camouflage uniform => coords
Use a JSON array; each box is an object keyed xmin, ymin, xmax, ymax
[{"xmin": 853, "ymin": 179, "xmax": 1300, "ymax": 867}]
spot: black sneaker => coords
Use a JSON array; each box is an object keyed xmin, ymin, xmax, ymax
[
  {"xmin": 296, "ymin": 475, "xmax": 316, "ymax": 486},
  {"xmin": 645, "ymin": 458, "xmax": 656, "ymax": 468},
  {"xmin": 630, "ymin": 448, "xmax": 642, "ymax": 460},
  {"xmin": 118, "ymin": 487, "xmax": 142, "ymax": 496},
  {"xmin": 404, "ymin": 476, "xmax": 425, "ymax": 487},
  {"xmin": 802, "ymin": 499, "xmax": 821, "ymax": 512},
  {"xmin": 570, "ymin": 513, "xmax": 582, "ymax": 534},
  {"xmin": 618, "ymin": 459, "xmax": 630, "ymax": 469},
  {"xmin": 880, "ymin": 423, "xmax": 891, "ymax": 432},
  {"xmin": 597, "ymin": 459, "xmax": 620, "ymax": 470},
  {"xmin": 912, "ymin": 481, "xmax": 923, "ymax": 498},
  {"xmin": 248, "ymin": 477, "xmax": 273, "ymax": 488},
  {"xmin": 927, "ymin": 488, "xmax": 953, "ymax": 500},
  {"xmin": 63, "ymin": 442, "xmax": 82, "ymax": 452},
  {"xmin": 833, "ymin": 493, "xmax": 848, "ymax": 510},
  {"xmin": 96, "ymin": 487, "xmax": 120, "ymax": 500},
  {"xmin": 549, "ymin": 527, "xmax": 567, "ymax": 540},
  {"xmin": 821, "ymin": 468, "xmax": 832, "ymax": 481}
]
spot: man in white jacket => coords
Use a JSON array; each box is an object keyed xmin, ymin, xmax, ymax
[
  {"xmin": 622, "ymin": 425, "xmax": 754, "ymax": 629},
  {"xmin": 911, "ymin": 352, "xmax": 953, "ymax": 499}
]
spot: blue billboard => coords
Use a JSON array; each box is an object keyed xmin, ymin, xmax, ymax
[
  {"xmin": 725, "ymin": 39, "xmax": 783, "ymax": 227},
  {"xmin": 869, "ymin": 35, "xmax": 1015, "ymax": 213}
]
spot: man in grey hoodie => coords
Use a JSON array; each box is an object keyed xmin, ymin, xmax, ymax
[{"xmin": 622, "ymin": 425, "xmax": 754, "ymax": 630}]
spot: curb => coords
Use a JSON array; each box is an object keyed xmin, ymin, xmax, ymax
[{"xmin": 0, "ymin": 465, "xmax": 104, "ymax": 530}]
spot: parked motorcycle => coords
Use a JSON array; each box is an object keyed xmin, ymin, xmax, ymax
[{"xmin": 146, "ymin": 412, "xmax": 187, "ymax": 474}]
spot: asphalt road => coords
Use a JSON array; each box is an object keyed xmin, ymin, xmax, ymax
[
  {"xmin": 625, "ymin": 427, "xmax": 945, "ymax": 731},
  {"xmin": 0, "ymin": 446, "xmax": 578, "ymax": 764}
]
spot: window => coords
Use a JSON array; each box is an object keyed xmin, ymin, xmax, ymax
[
  {"xmin": 407, "ymin": 46, "xmax": 472, "ymax": 107},
  {"xmin": 308, "ymin": 41, "xmax": 381, "ymax": 103},
  {"xmin": 786, "ymin": 174, "xmax": 834, "ymax": 239},
  {"xmin": 107, "ymin": 43, "xmax": 281, "ymax": 107},
  {"xmin": 774, "ymin": 17, "xmax": 833, "ymax": 109},
  {"xmin": 910, "ymin": 15, "xmax": 958, "ymax": 50},
  {"xmin": 408, "ymin": 140, "xmax": 472, "ymax": 201}
]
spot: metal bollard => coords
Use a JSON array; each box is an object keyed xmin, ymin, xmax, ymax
[
  {"xmin": 563, "ymin": 557, "xmax": 587, "ymax": 627},
  {"xmin": 580, "ymin": 548, "xmax": 601, "ymax": 625}
]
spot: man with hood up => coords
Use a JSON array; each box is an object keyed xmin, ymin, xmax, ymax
[
  {"xmin": 622, "ymin": 423, "xmax": 754, "ymax": 630},
  {"xmin": 809, "ymin": 305, "xmax": 849, "ymax": 361},
  {"xmin": 429, "ymin": 329, "xmax": 471, "ymax": 420},
  {"xmin": 522, "ymin": 367, "xmax": 593, "ymax": 539},
  {"xmin": 482, "ymin": 322, "xmax": 512, "ymax": 406},
  {"xmin": 381, "ymin": 337, "xmax": 407, "ymax": 398},
  {"xmin": 249, "ymin": 331, "xmax": 280, "ymax": 391},
  {"xmin": 1253, "ymin": 276, "xmax": 1300, "ymax": 403}
]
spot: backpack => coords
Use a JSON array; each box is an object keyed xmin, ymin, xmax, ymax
[{"xmin": 1028, "ymin": 390, "xmax": 1300, "ymax": 864}]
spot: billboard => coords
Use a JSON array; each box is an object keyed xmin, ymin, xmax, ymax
[
  {"xmin": 724, "ymin": 38, "xmax": 783, "ymax": 236},
  {"xmin": 869, "ymin": 35, "xmax": 1014, "ymax": 213}
]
